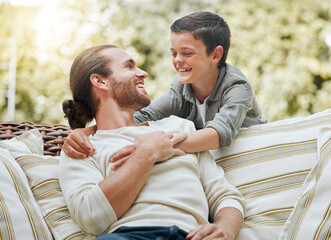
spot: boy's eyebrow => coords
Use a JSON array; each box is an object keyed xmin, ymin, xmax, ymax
[{"xmin": 170, "ymin": 47, "xmax": 196, "ymax": 51}]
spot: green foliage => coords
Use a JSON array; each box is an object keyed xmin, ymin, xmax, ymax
[{"xmin": 0, "ymin": 0, "xmax": 330, "ymax": 124}]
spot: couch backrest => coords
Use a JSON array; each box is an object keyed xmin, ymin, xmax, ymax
[{"xmin": 0, "ymin": 121, "xmax": 71, "ymax": 156}]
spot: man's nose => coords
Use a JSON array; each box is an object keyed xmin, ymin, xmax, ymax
[{"xmin": 136, "ymin": 68, "xmax": 148, "ymax": 78}]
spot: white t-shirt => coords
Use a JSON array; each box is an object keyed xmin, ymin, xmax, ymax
[
  {"xmin": 195, "ymin": 96, "xmax": 207, "ymax": 126},
  {"xmin": 59, "ymin": 116, "xmax": 245, "ymax": 236}
]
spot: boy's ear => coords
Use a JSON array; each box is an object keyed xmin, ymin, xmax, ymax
[
  {"xmin": 90, "ymin": 74, "xmax": 108, "ymax": 91},
  {"xmin": 212, "ymin": 46, "xmax": 223, "ymax": 64}
]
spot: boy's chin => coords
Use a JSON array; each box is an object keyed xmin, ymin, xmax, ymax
[{"xmin": 178, "ymin": 76, "xmax": 191, "ymax": 85}]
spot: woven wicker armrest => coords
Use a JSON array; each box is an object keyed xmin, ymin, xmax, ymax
[{"xmin": 0, "ymin": 121, "xmax": 71, "ymax": 156}]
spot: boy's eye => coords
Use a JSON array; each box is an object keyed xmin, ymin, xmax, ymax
[
  {"xmin": 183, "ymin": 52, "xmax": 192, "ymax": 56},
  {"xmin": 171, "ymin": 52, "xmax": 177, "ymax": 57}
]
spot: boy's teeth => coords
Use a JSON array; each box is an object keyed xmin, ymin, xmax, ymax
[{"xmin": 179, "ymin": 68, "xmax": 191, "ymax": 72}]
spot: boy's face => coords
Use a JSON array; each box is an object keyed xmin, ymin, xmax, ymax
[{"xmin": 170, "ymin": 32, "xmax": 218, "ymax": 86}]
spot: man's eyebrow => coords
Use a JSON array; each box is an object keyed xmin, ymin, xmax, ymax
[{"xmin": 123, "ymin": 59, "xmax": 136, "ymax": 65}]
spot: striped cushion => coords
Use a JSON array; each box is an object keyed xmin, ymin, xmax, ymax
[
  {"xmin": 280, "ymin": 127, "xmax": 331, "ymax": 239},
  {"xmin": 0, "ymin": 129, "xmax": 43, "ymax": 155},
  {"xmin": 211, "ymin": 109, "xmax": 331, "ymax": 240},
  {"xmin": 0, "ymin": 148, "xmax": 52, "ymax": 240},
  {"xmin": 1, "ymin": 130, "xmax": 88, "ymax": 240}
]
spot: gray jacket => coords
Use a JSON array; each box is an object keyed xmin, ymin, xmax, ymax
[{"xmin": 134, "ymin": 63, "xmax": 267, "ymax": 147}]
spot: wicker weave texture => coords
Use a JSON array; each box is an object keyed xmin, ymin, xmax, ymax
[{"xmin": 0, "ymin": 121, "xmax": 71, "ymax": 156}]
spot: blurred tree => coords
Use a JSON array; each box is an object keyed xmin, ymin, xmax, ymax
[
  {"xmin": 0, "ymin": 0, "xmax": 330, "ymax": 124},
  {"xmin": 221, "ymin": 0, "xmax": 331, "ymax": 120}
]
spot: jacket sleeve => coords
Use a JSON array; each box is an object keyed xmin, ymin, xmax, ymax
[
  {"xmin": 206, "ymin": 80, "xmax": 254, "ymax": 147},
  {"xmin": 198, "ymin": 151, "xmax": 246, "ymax": 221},
  {"xmin": 59, "ymin": 152, "xmax": 117, "ymax": 235}
]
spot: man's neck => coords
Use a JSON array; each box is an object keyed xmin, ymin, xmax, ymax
[{"xmin": 95, "ymin": 100, "xmax": 138, "ymax": 130}]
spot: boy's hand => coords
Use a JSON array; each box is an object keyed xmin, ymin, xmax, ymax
[{"xmin": 62, "ymin": 127, "xmax": 96, "ymax": 158}]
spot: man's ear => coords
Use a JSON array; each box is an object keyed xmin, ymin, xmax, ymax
[
  {"xmin": 212, "ymin": 46, "xmax": 223, "ymax": 64},
  {"xmin": 90, "ymin": 74, "xmax": 108, "ymax": 91}
]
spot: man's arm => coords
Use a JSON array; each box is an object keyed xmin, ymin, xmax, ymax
[
  {"xmin": 187, "ymin": 151, "xmax": 245, "ymax": 240},
  {"xmin": 99, "ymin": 132, "xmax": 186, "ymax": 218},
  {"xmin": 110, "ymin": 127, "xmax": 219, "ymax": 170},
  {"xmin": 60, "ymin": 131, "xmax": 186, "ymax": 235}
]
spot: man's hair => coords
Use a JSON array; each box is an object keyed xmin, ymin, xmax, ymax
[
  {"xmin": 62, "ymin": 45, "xmax": 117, "ymax": 129},
  {"xmin": 170, "ymin": 11, "xmax": 231, "ymax": 68}
]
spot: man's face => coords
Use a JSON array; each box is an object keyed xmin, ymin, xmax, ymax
[
  {"xmin": 104, "ymin": 48, "xmax": 151, "ymax": 110},
  {"xmin": 170, "ymin": 32, "xmax": 216, "ymax": 86}
]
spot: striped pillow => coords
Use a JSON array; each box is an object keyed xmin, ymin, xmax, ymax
[
  {"xmin": 0, "ymin": 148, "xmax": 52, "ymax": 240},
  {"xmin": 0, "ymin": 129, "xmax": 43, "ymax": 155},
  {"xmin": 1, "ymin": 130, "xmax": 88, "ymax": 240},
  {"xmin": 280, "ymin": 127, "xmax": 331, "ymax": 239},
  {"xmin": 211, "ymin": 109, "xmax": 331, "ymax": 240}
]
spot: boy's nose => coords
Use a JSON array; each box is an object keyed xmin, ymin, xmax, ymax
[{"xmin": 175, "ymin": 54, "xmax": 183, "ymax": 63}]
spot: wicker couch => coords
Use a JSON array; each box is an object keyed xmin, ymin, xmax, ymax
[{"xmin": 0, "ymin": 108, "xmax": 330, "ymax": 240}]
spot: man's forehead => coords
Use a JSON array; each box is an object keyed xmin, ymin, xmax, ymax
[{"xmin": 103, "ymin": 47, "xmax": 133, "ymax": 62}]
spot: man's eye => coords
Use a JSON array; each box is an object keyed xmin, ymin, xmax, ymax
[{"xmin": 126, "ymin": 65, "xmax": 133, "ymax": 69}]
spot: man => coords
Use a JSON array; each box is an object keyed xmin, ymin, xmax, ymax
[{"xmin": 60, "ymin": 44, "xmax": 245, "ymax": 240}]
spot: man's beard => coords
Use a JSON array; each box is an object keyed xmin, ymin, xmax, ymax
[{"xmin": 110, "ymin": 79, "xmax": 151, "ymax": 110}]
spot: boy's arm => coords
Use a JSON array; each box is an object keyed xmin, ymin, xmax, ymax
[
  {"xmin": 207, "ymin": 81, "xmax": 256, "ymax": 147},
  {"xmin": 174, "ymin": 127, "xmax": 220, "ymax": 153}
]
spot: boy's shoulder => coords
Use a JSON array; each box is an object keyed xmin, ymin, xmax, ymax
[{"xmin": 224, "ymin": 63, "xmax": 247, "ymax": 81}]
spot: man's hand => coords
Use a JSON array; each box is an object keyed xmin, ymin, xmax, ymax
[
  {"xmin": 186, "ymin": 223, "xmax": 231, "ymax": 240},
  {"xmin": 110, "ymin": 131, "xmax": 187, "ymax": 170},
  {"xmin": 186, "ymin": 207, "xmax": 243, "ymax": 240},
  {"xmin": 62, "ymin": 126, "xmax": 97, "ymax": 158}
]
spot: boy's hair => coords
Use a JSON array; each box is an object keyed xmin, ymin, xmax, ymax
[{"xmin": 170, "ymin": 11, "xmax": 231, "ymax": 68}]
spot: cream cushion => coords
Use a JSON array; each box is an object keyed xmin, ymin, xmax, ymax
[
  {"xmin": 0, "ymin": 129, "xmax": 89, "ymax": 240},
  {"xmin": 211, "ymin": 109, "xmax": 331, "ymax": 240},
  {"xmin": 280, "ymin": 127, "xmax": 331, "ymax": 239},
  {"xmin": 0, "ymin": 148, "xmax": 52, "ymax": 240}
]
